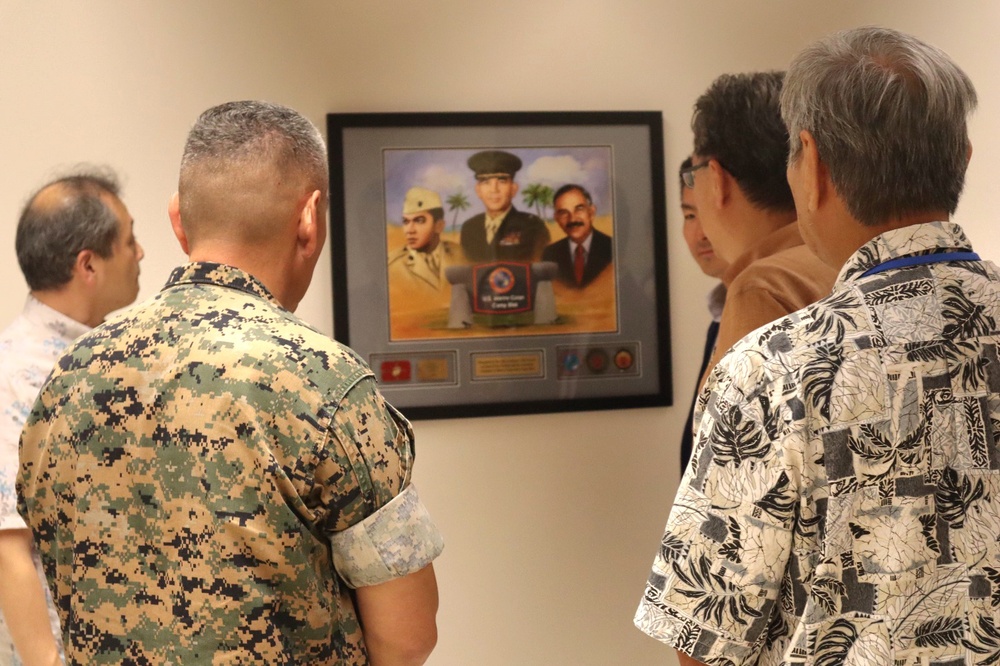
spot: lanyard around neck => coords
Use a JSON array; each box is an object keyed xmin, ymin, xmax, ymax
[{"xmin": 860, "ymin": 251, "xmax": 981, "ymax": 278}]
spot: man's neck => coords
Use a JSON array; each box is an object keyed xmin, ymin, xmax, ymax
[
  {"xmin": 421, "ymin": 237, "xmax": 441, "ymax": 254},
  {"xmin": 819, "ymin": 208, "xmax": 952, "ymax": 270},
  {"xmin": 31, "ymin": 287, "xmax": 101, "ymax": 328},
  {"xmin": 188, "ymin": 242, "xmax": 302, "ymax": 311},
  {"xmin": 570, "ymin": 230, "xmax": 594, "ymax": 249},
  {"xmin": 726, "ymin": 203, "xmax": 797, "ymax": 262},
  {"xmin": 486, "ymin": 207, "xmax": 511, "ymax": 219}
]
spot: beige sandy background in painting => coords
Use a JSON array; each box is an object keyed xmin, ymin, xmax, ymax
[{"xmin": 386, "ymin": 217, "xmax": 617, "ymax": 340}]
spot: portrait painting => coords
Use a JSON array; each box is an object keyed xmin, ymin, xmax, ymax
[
  {"xmin": 383, "ymin": 146, "xmax": 616, "ymax": 342},
  {"xmin": 328, "ymin": 111, "xmax": 670, "ymax": 419}
]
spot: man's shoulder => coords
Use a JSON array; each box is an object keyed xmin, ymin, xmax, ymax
[
  {"xmin": 80, "ymin": 285, "xmax": 366, "ymax": 375},
  {"xmin": 0, "ymin": 311, "xmax": 73, "ymax": 377},
  {"xmin": 199, "ymin": 292, "xmax": 369, "ymax": 379},
  {"xmin": 440, "ymin": 240, "xmax": 464, "ymax": 260},
  {"xmin": 387, "ymin": 246, "xmax": 409, "ymax": 266},
  {"xmin": 0, "ymin": 315, "xmax": 28, "ymax": 353},
  {"xmin": 591, "ymin": 229, "xmax": 613, "ymax": 248},
  {"xmin": 543, "ymin": 237, "xmax": 569, "ymax": 254},
  {"xmin": 0, "ymin": 317, "xmax": 45, "ymax": 402},
  {"xmin": 507, "ymin": 208, "xmax": 545, "ymax": 226},
  {"xmin": 744, "ymin": 242, "xmax": 830, "ymax": 273},
  {"xmin": 733, "ymin": 244, "xmax": 837, "ymax": 293},
  {"xmin": 716, "ymin": 286, "xmax": 862, "ymax": 385}
]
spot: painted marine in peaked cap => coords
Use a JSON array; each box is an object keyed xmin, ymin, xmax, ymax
[{"xmin": 460, "ymin": 150, "xmax": 550, "ymax": 263}]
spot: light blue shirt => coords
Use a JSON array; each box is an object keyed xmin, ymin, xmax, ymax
[{"xmin": 0, "ymin": 295, "xmax": 84, "ymax": 664}]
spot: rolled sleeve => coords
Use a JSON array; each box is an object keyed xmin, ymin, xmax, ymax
[{"xmin": 331, "ymin": 483, "xmax": 444, "ymax": 589}]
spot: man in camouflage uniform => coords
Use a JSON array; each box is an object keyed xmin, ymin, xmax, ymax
[
  {"xmin": 18, "ymin": 101, "xmax": 443, "ymax": 665},
  {"xmin": 2, "ymin": 168, "xmax": 142, "ymax": 666}
]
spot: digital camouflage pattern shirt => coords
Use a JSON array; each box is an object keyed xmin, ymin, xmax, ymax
[
  {"xmin": 637, "ymin": 222, "xmax": 1000, "ymax": 665},
  {"xmin": 18, "ymin": 262, "xmax": 443, "ymax": 665}
]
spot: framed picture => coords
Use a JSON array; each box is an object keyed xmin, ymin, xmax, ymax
[{"xmin": 327, "ymin": 111, "xmax": 671, "ymax": 419}]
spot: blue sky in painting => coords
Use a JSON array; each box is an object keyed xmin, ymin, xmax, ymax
[{"xmin": 383, "ymin": 145, "xmax": 613, "ymax": 227}]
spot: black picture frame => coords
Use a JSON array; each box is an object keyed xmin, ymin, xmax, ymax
[{"xmin": 328, "ymin": 111, "xmax": 671, "ymax": 419}]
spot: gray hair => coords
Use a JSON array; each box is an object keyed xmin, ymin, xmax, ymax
[
  {"xmin": 178, "ymin": 101, "xmax": 328, "ymax": 239},
  {"xmin": 16, "ymin": 167, "xmax": 122, "ymax": 291},
  {"xmin": 781, "ymin": 26, "xmax": 977, "ymax": 226}
]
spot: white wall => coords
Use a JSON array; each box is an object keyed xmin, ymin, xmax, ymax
[{"xmin": 1, "ymin": 2, "xmax": 998, "ymax": 664}]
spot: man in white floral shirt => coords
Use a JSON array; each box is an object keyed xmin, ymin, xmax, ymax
[
  {"xmin": 636, "ymin": 27, "xmax": 995, "ymax": 666},
  {"xmin": 0, "ymin": 169, "xmax": 143, "ymax": 665}
]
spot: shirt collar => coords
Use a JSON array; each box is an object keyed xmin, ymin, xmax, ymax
[
  {"xmin": 570, "ymin": 232, "xmax": 594, "ymax": 255},
  {"xmin": 835, "ymin": 221, "xmax": 972, "ymax": 287},
  {"xmin": 485, "ymin": 207, "xmax": 512, "ymax": 224},
  {"xmin": 164, "ymin": 262, "xmax": 282, "ymax": 308},
  {"xmin": 22, "ymin": 295, "xmax": 91, "ymax": 341}
]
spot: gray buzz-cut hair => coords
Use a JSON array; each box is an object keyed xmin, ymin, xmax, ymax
[
  {"xmin": 178, "ymin": 101, "xmax": 328, "ymax": 234},
  {"xmin": 181, "ymin": 100, "xmax": 327, "ymax": 182},
  {"xmin": 16, "ymin": 167, "xmax": 123, "ymax": 291},
  {"xmin": 781, "ymin": 26, "xmax": 977, "ymax": 227},
  {"xmin": 177, "ymin": 100, "xmax": 329, "ymax": 244}
]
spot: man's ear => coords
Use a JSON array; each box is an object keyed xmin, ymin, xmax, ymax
[
  {"xmin": 297, "ymin": 189, "xmax": 323, "ymax": 258},
  {"xmin": 798, "ymin": 130, "xmax": 825, "ymax": 213},
  {"xmin": 73, "ymin": 248, "xmax": 97, "ymax": 285},
  {"xmin": 168, "ymin": 192, "xmax": 190, "ymax": 255},
  {"xmin": 706, "ymin": 158, "xmax": 729, "ymax": 209}
]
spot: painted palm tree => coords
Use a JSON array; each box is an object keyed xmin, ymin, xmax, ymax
[
  {"xmin": 446, "ymin": 192, "xmax": 470, "ymax": 234},
  {"xmin": 522, "ymin": 183, "xmax": 554, "ymax": 220},
  {"xmin": 538, "ymin": 185, "xmax": 554, "ymax": 220}
]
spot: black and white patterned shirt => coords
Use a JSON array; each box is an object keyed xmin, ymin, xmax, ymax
[{"xmin": 637, "ymin": 222, "xmax": 1000, "ymax": 665}]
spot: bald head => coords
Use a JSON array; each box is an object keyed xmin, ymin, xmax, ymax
[
  {"xmin": 17, "ymin": 169, "xmax": 123, "ymax": 291},
  {"xmin": 177, "ymin": 101, "xmax": 329, "ymax": 248}
]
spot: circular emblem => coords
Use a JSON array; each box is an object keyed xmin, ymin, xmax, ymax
[
  {"xmin": 614, "ymin": 349, "xmax": 634, "ymax": 370},
  {"xmin": 586, "ymin": 349, "xmax": 609, "ymax": 373},
  {"xmin": 488, "ymin": 267, "xmax": 516, "ymax": 294},
  {"xmin": 562, "ymin": 352, "xmax": 581, "ymax": 373}
]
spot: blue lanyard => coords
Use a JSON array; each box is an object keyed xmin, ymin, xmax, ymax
[{"xmin": 860, "ymin": 251, "xmax": 981, "ymax": 278}]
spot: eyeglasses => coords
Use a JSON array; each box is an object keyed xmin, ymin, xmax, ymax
[{"xmin": 680, "ymin": 161, "xmax": 709, "ymax": 189}]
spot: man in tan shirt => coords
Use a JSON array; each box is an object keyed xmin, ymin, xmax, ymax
[
  {"xmin": 387, "ymin": 186, "xmax": 464, "ymax": 291},
  {"xmin": 681, "ymin": 71, "xmax": 837, "ymax": 388}
]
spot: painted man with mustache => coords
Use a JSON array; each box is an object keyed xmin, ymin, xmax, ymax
[{"xmin": 541, "ymin": 183, "xmax": 613, "ymax": 288}]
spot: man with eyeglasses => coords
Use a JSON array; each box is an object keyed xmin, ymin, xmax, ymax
[
  {"xmin": 679, "ymin": 72, "xmax": 836, "ymax": 390},
  {"xmin": 676, "ymin": 158, "xmax": 727, "ymax": 471},
  {"xmin": 638, "ymin": 28, "xmax": 990, "ymax": 666},
  {"xmin": 541, "ymin": 183, "xmax": 612, "ymax": 288}
]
